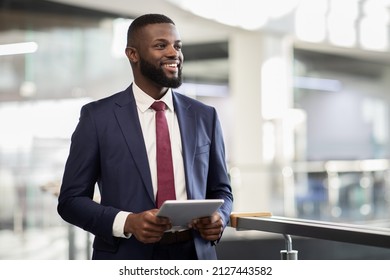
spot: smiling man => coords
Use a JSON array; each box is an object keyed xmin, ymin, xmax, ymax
[{"xmin": 57, "ymin": 14, "xmax": 233, "ymax": 260}]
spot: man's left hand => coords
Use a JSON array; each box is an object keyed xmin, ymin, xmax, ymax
[{"xmin": 190, "ymin": 212, "xmax": 223, "ymax": 241}]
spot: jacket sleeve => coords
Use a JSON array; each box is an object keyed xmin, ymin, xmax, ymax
[
  {"xmin": 57, "ymin": 104, "xmax": 120, "ymax": 245},
  {"xmin": 206, "ymin": 108, "xmax": 233, "ymax": 228}
]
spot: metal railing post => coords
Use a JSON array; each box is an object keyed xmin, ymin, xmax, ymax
[{"xmin": 280, "ymin": 234, "xmax": 298, "ymax": 260}]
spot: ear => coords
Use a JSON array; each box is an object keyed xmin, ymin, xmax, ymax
[{"xmin": 125, "ymin": 47, "xmax": 138, "ymax": 63}]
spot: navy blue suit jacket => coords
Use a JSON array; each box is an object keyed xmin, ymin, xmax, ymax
[{"xmin": 57, "ymin": 85, "xmax": 233, "ymax": 259}]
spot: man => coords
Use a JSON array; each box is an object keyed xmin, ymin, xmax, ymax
[{"xmin": 57, "ymin": 13, "xmax": 233, "ymax": 260}]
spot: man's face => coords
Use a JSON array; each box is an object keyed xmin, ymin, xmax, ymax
[{"xmin": 136, "ymin": 23, "xmax": 184, "ymax": 88}]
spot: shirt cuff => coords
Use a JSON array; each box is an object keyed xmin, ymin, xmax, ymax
[{"xmin": 113, "ymin": 211, "xmax": 132, "ymax": 238}]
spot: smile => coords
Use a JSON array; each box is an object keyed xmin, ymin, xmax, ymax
[{"xmin": 163, "ymin": 63, "xmax": 178, "ymax": 69}]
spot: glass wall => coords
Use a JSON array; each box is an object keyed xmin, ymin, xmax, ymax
[
  {"xmin": 0, "ymin": 0, "xmax": 131, "ymax": 259},
  {"xmin": 291, "ymin": 49, "xmax": 390, "ymax": 221}
]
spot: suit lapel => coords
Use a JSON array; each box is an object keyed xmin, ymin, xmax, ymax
[
  {"xmin": 173, "ymin": 92, "xmax": 197, "ymax": 199},
  {"xmin": 114, "ymin": 88, "xmax": 154, "ymax": 204}
]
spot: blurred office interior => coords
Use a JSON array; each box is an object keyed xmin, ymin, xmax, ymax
[{"xmin": 1, "ymin": 0, "xmax": 390, "ymax": 259}]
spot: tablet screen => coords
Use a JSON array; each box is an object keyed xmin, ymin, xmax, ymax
[{"xmin": 157, "ymin": 199, "xmax": 224, "ymax": 230}]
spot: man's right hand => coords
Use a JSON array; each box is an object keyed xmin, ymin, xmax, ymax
[{"xmin": 124, "ymin": 209, "xmax": 172, "ymax": 243}]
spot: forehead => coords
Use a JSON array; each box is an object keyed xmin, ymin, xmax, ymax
[{"xmin": 139, "ymin": 23, "xmax": 181, "ymax": 42}]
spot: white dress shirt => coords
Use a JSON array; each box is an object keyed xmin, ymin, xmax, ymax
[{"xmin": 112, "ymin": 83, "xmax": 187, "ymax": 238}]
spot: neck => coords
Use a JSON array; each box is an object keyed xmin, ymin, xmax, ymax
[{"xmin": 133, "ymin": 80, "xmax": 169, "ymax": 100}]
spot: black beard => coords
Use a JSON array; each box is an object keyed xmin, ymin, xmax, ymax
[{"xmin": 139, "ymin": 57, "xmax": 182, "ymax": 88}]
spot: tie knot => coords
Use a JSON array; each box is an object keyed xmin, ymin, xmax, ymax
[{"xmin": 151, "ymin": 101, "xmax": 166, "ymax": 112}]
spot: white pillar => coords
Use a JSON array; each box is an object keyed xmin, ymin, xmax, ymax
[{"xmin": 229, "ymin": 30, "xmax": 295, "ymax": 214}]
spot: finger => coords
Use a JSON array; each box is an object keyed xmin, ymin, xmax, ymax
[
  {"xmin": 210, "ymin": 213, "xmax": 220, "ymax": 223},
  {"xmin": 144, "ymin": 221, "xmax": 172, "ymax": 233},
  {"xmin": 156, "ymin": 216, "xmax": 171, "ymax": 225},
  {"xmin": 196, "ymin": 220, "xmax": 222, "ymax": 230},
  {"xmin": 138, "ymin": 216, "xmax": 171, "ymax": 234},
  {"xmin": 191, "ymin": 218, "xmax": 210, "ymax": 229},
  {"xmin": 199, "ymin": 230, "xmax": 222, "ymax": 241},
  {"xmin": 196, "ymin": 213, "xmax": 221, "ymax": 225},
  {"xmin": 145, "ymin": 211, "xmax": 172, "ymax": 227},
  {"xmin": 135, "ymin": 227, "xmax": 166, "ymax": 243},
  {"xmin": 200, "ymin": 226, "xmax": 223, "ymax": 235}
]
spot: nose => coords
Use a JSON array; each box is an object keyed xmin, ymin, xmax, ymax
[{"xmin": 166, "ymin": 45, "xmax": 180, "ymax": 57}]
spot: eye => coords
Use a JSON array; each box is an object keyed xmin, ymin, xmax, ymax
[
  {"xmin": 155, "ymin": 43, "xmax": 166, "ymax": 49},
  {"xmin": 175, "ymin": 44, "xmax": 182, "ymax": 51}
]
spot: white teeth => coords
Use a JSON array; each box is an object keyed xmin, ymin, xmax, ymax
[{"xmin": 165, "ymin": 64, "xmax": 177, "ymax": 67}]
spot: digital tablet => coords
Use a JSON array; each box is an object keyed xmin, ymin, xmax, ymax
[{"xmin": 157, "ymin": 199, "xmax": 224, "ymax": 230}]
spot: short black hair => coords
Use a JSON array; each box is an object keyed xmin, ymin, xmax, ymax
[{"xmin": 127, "ymin": 14, "xmax": 175, "ymax": 47}]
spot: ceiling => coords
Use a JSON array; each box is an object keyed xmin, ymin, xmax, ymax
[
  {"xmin": 46, "ymin": 0, "xmax": 239, "ymax": 43},
  {"xmin": 46, "ymin": 0, "xmax": 390, "ymax": 73},
  {"xmin": 3, "ymin": 0, "xmax": 390, "ymax": 83}
]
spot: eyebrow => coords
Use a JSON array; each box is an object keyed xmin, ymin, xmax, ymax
[{"xmin": 153, "ymin": 38, "xmax": 182, "ymax": 44}]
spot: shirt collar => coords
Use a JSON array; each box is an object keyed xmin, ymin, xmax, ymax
[{"xmin": 132, "ymin": 82, "xmax": 174, "ymax": 113}]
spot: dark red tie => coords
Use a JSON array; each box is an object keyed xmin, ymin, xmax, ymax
[{"xmin": 151, "ymin": 101, "xmax": 176, "ymax": 208}]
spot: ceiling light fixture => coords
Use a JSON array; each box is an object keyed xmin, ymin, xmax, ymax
[
  {"xmin": 167, "ymin": 0, "xmax": 298, "ymax": 31},
  {"xmin": 0, "ymin": 42, "xmax": 38, "ymax": 56}
]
